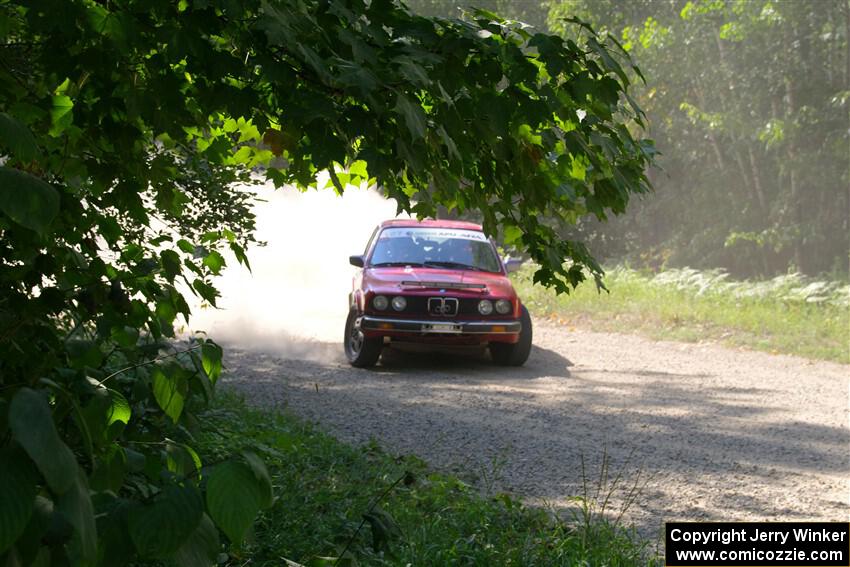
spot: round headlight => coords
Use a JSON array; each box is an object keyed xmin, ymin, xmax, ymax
[
  {"xmin": 391, "ymin": 296, "xmax": 407, "ymax": 311},
  {"xmin": 373, "ymin": 295, "xmax": 389, "ymax": 310},
  {"xmin": 495, "ymin": 299, "xmax": 512, "ymax": 315},
  {"xmin": 477, "ymin": 299, "xmax": 494, "ymax": 315}
]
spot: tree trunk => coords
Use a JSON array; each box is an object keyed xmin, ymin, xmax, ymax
[
  {"xmin": 714, "ymin": 34, "xmax": 761, "ymax": 213},
  {"xmin": 747, "ymin": 145, "xmax": 767, "ymax": 212},
  {"xmin": 784, "ymin": 76, "xmax": 805, "ymax": 273},
  {"xmin": 845, "ymin": 0, "xmax": 850, "ymax": 88}
]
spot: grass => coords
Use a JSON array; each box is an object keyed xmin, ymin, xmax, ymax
[
  {"xmin": 512, "ymin": 266, "xmax": 849, "ymax": 364},
  {"xmin": 199, "ymin": 394, "xmax": 659, "ymax": 566}
]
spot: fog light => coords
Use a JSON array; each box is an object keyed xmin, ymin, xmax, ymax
[
  {"xmin": 477, "ymin": 299, "xmax": 493, "ymax": 315},
  {"xmin": 373, "ymin": 295, "xmax": 389, "ymax": 310},
  {"xmin": 391, "ymin": 296, "xmax": 407, "ymax": 311},
  {"xmin": 495, "ymin": 299, "xmax": 512, "ymax": 314}
]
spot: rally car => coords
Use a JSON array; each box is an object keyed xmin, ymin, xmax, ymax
[{"xmin": 344, "ymin": 219, "xmax": 532, "ymax": 367}]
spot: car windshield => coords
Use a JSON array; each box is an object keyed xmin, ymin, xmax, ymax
[{"xmin": 369, "ymin": 227, "xmax": 502, "ymax": 273}]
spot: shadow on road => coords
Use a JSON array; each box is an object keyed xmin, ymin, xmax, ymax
[
  {"xmin": 375, "ymin": 343, "xmax": 573, "ymax": 380},
  {"xmin": 222, "ymin": 334, "xmax": 850, "ymax": 540}
]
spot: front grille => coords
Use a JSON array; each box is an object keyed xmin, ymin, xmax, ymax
[
  {"xmin": 386, "ymin": 296, "xmax": 494, "ymax": 318},
  {"xmin": 457, "ymin": 299, "xmax": 486, "ymax": 316},
  {"xmin": 427, "ymin": 297, "xmax": 458, "ymax": 316}
]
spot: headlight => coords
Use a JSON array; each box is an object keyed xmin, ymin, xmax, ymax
[
  {"xmin": 495, "ymin": 299, "xmax": 512, "ymax": 315},
  {"xmin": 373, "ymin": 295, "xmax": 389, "ymax": 310},
  {"xmin": 391, "ymin": 296, "xmax": 407, "ymax": 311},
  {"xmin": 477, "ymin": 299, "xmax": 493, "ymax": 315}
]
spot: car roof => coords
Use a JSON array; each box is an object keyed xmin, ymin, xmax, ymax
[{"xmin": 379, "ymin": 218, "xmax": 484, "ymax": 231}]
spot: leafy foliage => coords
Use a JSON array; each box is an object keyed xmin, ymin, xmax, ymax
[
  {"xmin": 412, "ymin": 0, "xmax": 848, "ymax": 278},
  {"xmin": 0, "ymin": 0, "xmax": 651, "ymax": 564},
  {"xmin": 545, "ymin": 0, "xmax": 849, "ymax": 277}
]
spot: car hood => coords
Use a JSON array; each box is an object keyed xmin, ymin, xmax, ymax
[{"xmin": 363, "ymin": 267, "xmax": 516, "ymax": 297}]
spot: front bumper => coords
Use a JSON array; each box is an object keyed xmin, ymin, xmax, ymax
[{"xmin": 358, "ymin": 315, "xmax": 521, "ymax": 335}]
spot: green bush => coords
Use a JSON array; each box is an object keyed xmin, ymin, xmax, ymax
[{"xmin": 0, "ymin": 0, "xmax": 651, "ymax": 564}]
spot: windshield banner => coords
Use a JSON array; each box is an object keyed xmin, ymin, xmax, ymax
[{"xmin": 379, "ymin": 227, "xmax": 487, "ymax": 241}]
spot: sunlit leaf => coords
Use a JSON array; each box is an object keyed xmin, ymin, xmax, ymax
[
  {"xmin": 152, "ymin": 366, "xmax": 188, "ymax": 423},
  {"xmin": 49, "ymin": 94, "xmax": 74, "ymax": 137}
]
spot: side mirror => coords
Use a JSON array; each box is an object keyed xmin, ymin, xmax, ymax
[
  {"xmin": 503, "ymin": 256, "xmax": 523, "ymax": 273},
  {"xmin": 349, "ymin": 255, "xmax": 365, "ymax": 267}
]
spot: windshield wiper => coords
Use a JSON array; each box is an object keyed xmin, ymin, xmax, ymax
[
  {"xmin": 423, "ymin": 261, "xmax": 486, "ymax": 272},
  {"xmin": 370, "ymin": 261, "xmax": 427, "ymax": 267}
]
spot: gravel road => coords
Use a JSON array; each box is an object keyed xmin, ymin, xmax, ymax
[{"xmin": 222, "ymin": 321, "xmax": 850, "ymax": 538}]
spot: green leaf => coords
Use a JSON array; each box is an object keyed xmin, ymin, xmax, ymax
[
  {"xmin": 394, "ymin": 94, "xmax": 427, "ymax": 139},
  {"xmin": 0, "ymin": 167, "xmax": 60, "ymax": 234},
  {"xmin": 82, "ymin": 388, "xmax": 131, "ymax": 445},
  {"xmin": 13, "ymin": 495, "xmax": 52, "ymax": 563},
  {"xmin": 241, "ymin": 451, "xmax": 273, "ymax": 508},
  {"xmin": 89, "ymin": 444, "xmax": 127, "ymax": 493},
  {"xmin": 200, "ymin": 341, "xmax": 223, "ymax": 384},
  {"xmin": 9, "ymin": 388, "xmax": 78, "ymax": 494},
  {"xmin": 177, "ymin": 239, "xmax": 195, "ymax": 254},
  {"xmin": 96, "ymin": 499, "xmax": 134, "ymax": 567},
  {"xmin": 586, "ymin": 37, "xmax": 630, "ymax": 87},
  {"xmin": 160, "ymin": 249, "xmax": 182, "ymax": 281},
  {"xmin": 111, "ymin": 325, "xmax": 140, "ymax": 348},
  {"xmin": 124, "ymin": 448, "xmax": 146, "ymax": 473},
  {"xmin": 56, "ymin": 470, "xmax": 97, "ymax": 564},
  {"xmin": 152, "ymin": 366, "xmax": 188, "ymax": 423},
  {"xmin": 503, "ymin": 225, "xmax": 522, "ymax": 245},
  {"xmin": 229, "ymin": 242, "xmax": 251, "ymax": 270},
  {"xmin": 166, "ymin": 443, "xmax": 201, "ymax": 477},
  {"xmin": 66, "ymin": 339, "xmax": 103, "ymax": 369},
  {"xmin": 173, "ymin": 513, "xmax": 219, "ymax": 567},
  {"xmin": 363, "ymin": 507, "xmax": 401, "ymax": 552},
  {"xmin": 0, "ymin": 113, "xmax": 39, "ymax": 162},
  {"xmin": 206, "ymin": 460, "xmax": 267, "ymax": 543},
  {"xmin": 0, "ymin": 449, "xmax": 37, "ymax": 554},
  {"xmin": 192, "ymin": 279, "xmax": 219, "ymax": 306},
  {"xmin": 49, "ymin": 94, "xmax": 74, "ymax": 137},
  {"xmin": 128, "ymin": 484, "xmax": 204, "ymax": 557},
  {"xmin": 202, "ymin": 250, "xmax": 225, "ymax": 275},
  {"xmin": 104, "ymin": 389, "xmax": 131, "ymax": 427}
]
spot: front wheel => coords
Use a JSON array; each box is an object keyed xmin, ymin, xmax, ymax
[
  {"xmin": 490, "ymin": 305, "xmax": 532, "ymax": 366},
  {"xmin": 344, "ymin": 310, "xmax": 383, "ymax": 367}
]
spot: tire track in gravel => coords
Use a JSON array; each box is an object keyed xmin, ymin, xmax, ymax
[{"xmin": 222, "ymin": 320, "xmax": 850, "ymax": 539}]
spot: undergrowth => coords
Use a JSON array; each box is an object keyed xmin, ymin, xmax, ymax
[
  {"xmin": 198, "ymin": 394, "xmax": 659, "ymax": 566},
  {"xmin": 513, "ymin": 266, "xmax": 849, "ymax": 364}
]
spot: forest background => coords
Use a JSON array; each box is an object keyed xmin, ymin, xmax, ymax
[{"xmin": 414, "ymin": 0, "xmax": 850, "ymax": 278}]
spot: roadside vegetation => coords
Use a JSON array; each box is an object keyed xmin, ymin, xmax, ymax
[
  {"xmin": 0, "ymin": 2, "xmax": 653, "ymax": 565},
  {"xmin": 200, "ymin": 395, "xmax": 659, "ymax": 566},
  {"xmin": 514, "ymin": 266, "xmax": 850, "ymax": 364}
]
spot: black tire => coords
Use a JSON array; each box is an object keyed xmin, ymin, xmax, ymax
[
  {"xmin": 344, "ymin": 310, "xmax": 383, "ymax": 367},
  {"xmin": 490, "ymin": 305, "xmax": 532, "ymax": 366}
]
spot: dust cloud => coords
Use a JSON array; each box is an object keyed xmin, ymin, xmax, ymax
[{"xmin": 186, "ymin": 180, "xmax": 406, "ymax": 359}]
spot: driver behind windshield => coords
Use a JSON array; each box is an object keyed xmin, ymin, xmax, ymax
[{"xmin": 370, "ymin": 229, "xmax": 501, "ymax": 272}]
